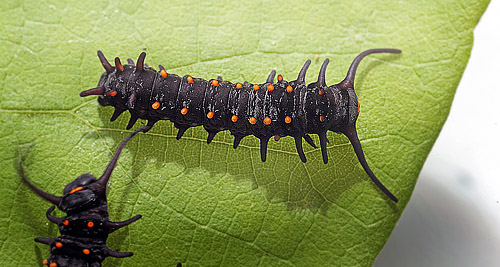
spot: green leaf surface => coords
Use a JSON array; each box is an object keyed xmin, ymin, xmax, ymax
[{"xmin": 0, "ymin": 0, "xmax": 489, "ymax": 266}]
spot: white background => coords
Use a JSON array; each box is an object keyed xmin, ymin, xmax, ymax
[{"xmin": 376, "ymin": 1, "xmax": 500, "ymax": 266}]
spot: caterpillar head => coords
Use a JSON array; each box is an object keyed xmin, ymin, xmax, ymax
[
  {"xmin": 20, "ymin": 126, "xmax": 150, "ymax": 213},
  {"xmin": 80, "ymin": 51, "xmax": 147, "ymax": 122}
]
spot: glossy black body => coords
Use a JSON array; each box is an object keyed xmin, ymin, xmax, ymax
[
  {"xmin": 20, "ymin": 127, "xmax": 148, "ymax": 266},
  {"xmin": 81, "ymin": 49, "xmax": 401, "ymax": 202}
]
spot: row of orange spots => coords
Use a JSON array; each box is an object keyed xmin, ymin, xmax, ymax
[
  {"xmin": 212, "ymin": 80, "xmax": 219, "ymax": 86},
  {"xmin": 187, "ymin": 76, "xmax": 194, "ymax": 83},
  {"xmin": 236, "ymin": 83, "xmax": 243, "ymax": 89},
  {"xmin": 286, "ymin": 86, "xmax": 293, "ymax": 93},
  {"xmin": 160, "ymin": 69, "xmax": 167, "ymax": 78},
  {"xmin": 180, "ymin": 108, "xmax": 294, "ymax": 125},
  {"xmin": 69, "ymin": 187, "xmax": 83, "ymax": 195},
  {"xmin": 253, "ymin": 84, "xmax": 259, "ymax": 91},
  {"xmin": 267, "ymin": 84, "xmax": 274, "ymax": 91},
  {"xmin": 106, "ymin": 90, "xmax": 117, "ymax": 97}
]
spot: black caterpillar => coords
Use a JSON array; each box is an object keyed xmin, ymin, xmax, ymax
[
  {"xmin": 20, "ymin": 126, "xmax": 149, "ymax": 267},
  {"xmin": 80, "ymin": 49, "xmax": 400, "ymax": 202}
]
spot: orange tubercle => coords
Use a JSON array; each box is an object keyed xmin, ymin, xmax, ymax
[
  {"xmin": 319, "ymin": 116, "xmax": 326, "ymax": 122},
  {"xmin": 160, "ymin": 69, "xmax": 167, "ymax": 78},
  {"xmin": 87, "ymin": 221, "xmax": 94, "ymax": 228},
  {"xmin": 42, "ymin": 259, "xmax": 48, "ymax": 265},
  {"xmin": 318, "ymin": 89, "xmax": 324, "ymax": 95},
  {"xmin": 181, "ymin": 108, "xmax": 188, "ymax": 115},
  {"xmin": 207, "ymin": 111, "xmax": 214, "ymax": 119},
  {"xmin": 231, "ymin": 115, "xmax": 238, "ymax": 122},
  {"xmin": 187, "ymin": 76, "xmax": 194, "ymax": 83},
  {"xmin": 285, "ymin": 116, "xmax": 292, "ymax": 124},
  {"xmin": 212, "ymin": 80, "xmax": 219, "ymax": 86},
  {"xmin": 63, "ymin": 220, "xmax": 69, "ymax": 226},
  {"xmin": 263, "ymin": 117, "xmax": 271, "ymax": 125},
  {"xmin": 49, "ymin": 263, "xmax": 57, "ymax": 267},
  {"xmin": 106, "ymin": 91, "xmax": 117, "ymax": 97},
  {"xmin": 152, "ymin": 101, "xmax": 160, "ymax": 109},
  {"xmin": 69, "ymin": 187, "xmax": 83, "ymax": 195},
  {"xmin": 83, "ymin": 249, "xmax": 90, "ymax": 255},
  {"xmin": 277, "ymin": 75, "xmax": 283, "ymax": 81},
  {"xmin": 249, "ymin": 117, "xmax": 257, "ymax": 124},
  {"xmin": 253, "ymin": 84, "xmax": 259, "ymax": 91},
  {"xmin": 286, "ymin": 86, "xmax": 293, "ymax": 93},
  {"xmin": 267, "ymin": 84, "xmax": 274, "ymax": 91},
  {"xmin": 55, "ymin": 242, "xmax": 63, "ymax": 248},
  {"xmin": 236, "ymin": 83, "xmax": 243, "ymax": 89}
]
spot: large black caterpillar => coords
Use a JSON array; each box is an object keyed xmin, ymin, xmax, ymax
[
  {"xmin": 20, "ymin": 126, "xmax": 149, "ymax": 267},
  {"xmin": 80, "ymin": 49, "xmax": 400, "ymax": 202}
]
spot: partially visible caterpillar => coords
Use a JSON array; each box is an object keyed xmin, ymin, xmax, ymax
[
  {"xmin": 20, "ymin": 126, "xmax": 149, "ymax": 267},
  {"xmin": 81, "ymin": 49, "xmax": 400, "ymax": 202}
]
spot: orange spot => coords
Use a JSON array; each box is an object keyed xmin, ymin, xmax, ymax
[
  {"xmin": 207, "ymin": 111, "xmax": 214, "ymax": 119},
  {"xmin": 236, "ymin": 83, "xmax": 243, "ymax": 89},
  {"xmin": 187, "ymin": 76, "xmax": 194, "ymax": 83},
  {"xmin": 49, "ymin": 263, "xmax": 57, "ymax": 267},
  {"xmin": 63, "ymin": 220, "xmax": 69, "ymax": 226},
  {"xmin": 249, "ymin": 117, "xmax": 257, "ymax": 125},
  {"xmin": 253, "ymin": 84, "xmax": 259, "ymax": 91},
  {"xmin": 83, "ymin": 249, "xmax": 90, "ymax": 255},
  {"xmin": 231, "ymin": 115, "xmax": 238, "ymax": 122},
  {"xmin": 212, "ymin": 80, "xmax": 219, "ymax": 86},
  {"xmin": 277, "ymin": 75, "xmax": 283, "ymax": 81},
  {"xmin": 319, "ymin": 116, "xmax": 326, "ymax": 122},
  {"xmin": 69, "ymin": 187, "xmax": 83, "ymax": 195},
  {"xmin": 160, "ymin": 69, "xmax": 167, "ymax": 78},
  {"xmin": 106, "ymin": 91, "xmax": 117, "ymax": 97},
  {"xmin": 42, "ymin": 259, "xmax": 48, "ymax": 265},
  {"xmin": 318, "ymin": 89, "xmax": 324, "ymax": 95},
  {"xmin": 285, "ymin": 116, "xmax": 292, "ymax": 124},
  {"xmin": 117, "ymin": 64, "xmax": 124, "ymax": 72},
  {"xmin": 87, "ymin": 221, "xmax": 94, "ymax": 228},
  {"xmin": 263, "ymin": 117, "xmax": 271, "ymax": 125},
  {"xmin": 267, "ymin": 84, "xmax": 274, "ymax": 91},
  {"xmin": 152, "ymin": 101, "xmax": 160, "ymax": 109},
  {"xmin": 274, "ymin": 135, "xmax": 281, "ymax": 141},
  {"xmin": 286, "ymin": 86, "xmax": 293, "ymax": 93},
  {"xmin": 357, "ymin": 99, "xmax": 360, "ymax": 113},
  {"xmin": 55, "ymin": 242, "xmax": 63, "ymax": 248},
  {"xmin": 181, "ymin": 108, "xmax": 188, "ymax": 115}
]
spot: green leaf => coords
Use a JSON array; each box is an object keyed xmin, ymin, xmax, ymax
[{"xmin": 0, "ymin": 0, "xmax": 489, "ymax": 265}]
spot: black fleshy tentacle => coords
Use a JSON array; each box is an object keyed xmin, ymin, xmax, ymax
[
  {"xmin": 343, "ymin": 125, "xmax": 398, "ymax": 202},
  {"xmin": 96, "ymin": 126, "xmax": 150, "ymax": 192}
]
